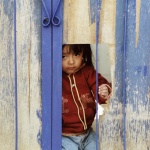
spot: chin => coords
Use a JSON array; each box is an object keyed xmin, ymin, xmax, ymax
[{"xmin": 68, "ymin": 71, "xmax": 74, "ymax": 74}]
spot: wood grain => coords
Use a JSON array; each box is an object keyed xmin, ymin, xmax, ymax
[
  {"xmin": 0, "ymin": 1, "xmax": 16, "ymax": 149},
  {"xmin": 16, "ymin": 0, "xmax": 42, "ymax": 149}
]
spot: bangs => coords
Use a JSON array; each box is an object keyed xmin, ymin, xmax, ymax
[{"xmin": 62, "ymin": 44, "xmax": 83, "ymax": 54}]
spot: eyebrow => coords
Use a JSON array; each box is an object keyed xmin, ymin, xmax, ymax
[
  {"xmin": 62, "ymin": 52, "xmax": 69, "ymax": 55},
  {"xmin": 62, "ymin": 49, "xmax": 72, "ymax": 54}
]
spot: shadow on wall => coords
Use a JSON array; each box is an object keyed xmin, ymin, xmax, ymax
[
  {"xmin": 91, "ymin": 43, "xmax": 111, "ymax": 82},
  {"xmin": 90, "ymin": 44, "xmax": 111, "ymax": 131}
]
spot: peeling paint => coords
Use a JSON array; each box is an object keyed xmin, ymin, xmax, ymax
[
  {"xmin": 0, "ymin": 0, "xmax": 42, "ymax": 149},
  {"xmin": 37, "ymin": 129, "xmax": 42, "ymax": 148},
  {"xmin": 36, "ymin": 109, "xmax": 42, "ymax": 121},
  {"xmin": 0, "ymin": 1, "xmax": 15, "ymax": 149},
  {"xmin": 88, "ymin": 0, "xmax": 100, "ymax": 24},
  {"xmin": 1, "ymin": 0, "xmax": 150, "ymax": 149}
]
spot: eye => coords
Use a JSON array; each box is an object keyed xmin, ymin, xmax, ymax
[
  {"xmin": 62, "ymin": 55, "xmax": 66, "ymax": 59},
  {"xmin": 74, "ymin": 53, "xmax": 80, "ymax": 57}
]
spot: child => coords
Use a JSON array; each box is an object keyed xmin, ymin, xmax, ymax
[{"xmin": 62, "ymin": 44, "xmax": 111, "ymax": 150}]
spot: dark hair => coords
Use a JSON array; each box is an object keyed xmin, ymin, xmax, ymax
[{"xmin": 62, "ymin": 44, "xmax": 93, "ymax": 67}]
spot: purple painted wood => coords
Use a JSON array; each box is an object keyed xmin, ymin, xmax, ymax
[
  {"xmin": 42, "ymin": 0, "xmax": 52, "ymax": 149},
  {"xmin": 42, "ymin": 0, "xmax": 62, "ymax": 149}
]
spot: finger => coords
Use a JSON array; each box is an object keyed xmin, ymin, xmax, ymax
[
  {"xmin": 99, "ymin": 84, "xmax": 108, "ymax": 88},
  {"xmin": 100, "ymin": 95, "xmax": 107, "ymax": 99},
  {"xmin": 99, "ymin": 87, "xmax": 108, "ymax": 92},
  {"xmin": 100, "ymin": 92, "xmax": 108, "ymax": 96},
  {"xmin": 99, "ymin": 90, "xmax": 109, "ymax": 95}
]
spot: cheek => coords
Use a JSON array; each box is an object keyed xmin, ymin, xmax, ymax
[
  {"xmin": 78, "ymin": 58, "xmax": 83, "ymax": 65},
  {"xmin": 62, "ymin": 61, "xmax": 66, "ymax": 69}
]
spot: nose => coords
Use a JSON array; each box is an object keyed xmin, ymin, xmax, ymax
[{"xmin": 68, "ymin": 55, "xmax": 74, "ymax": 64}]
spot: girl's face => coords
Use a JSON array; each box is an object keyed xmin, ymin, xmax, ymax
[{"xmin": 62, "ymin": 45, "xmax": 83, "ymax": 74}]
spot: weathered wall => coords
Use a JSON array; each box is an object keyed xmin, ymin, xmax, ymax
[
  {"xmin": 63, "ymin": 0, "xmax": 150, "ymax": 150},
  {"xmin": 16, "ymin": 0, "xmax": 41, "ymax": 149},
  {"xmin": 0, "ymin": 0, "xmax": 42, "ymax": 149},
  {"xmin": 0, "ymin": 1, "xmax": 15, "ymax": 149},
  {"xmin": 125, "ymin": 0, "xmax": 150, "ymax": 149},
  {"xmin": 99, "ymin": 0, "xmax": 150, "ymax": 149},
  {"xmin": 1, "ymin": 0, "xmax": 150, "ymax": 149}
]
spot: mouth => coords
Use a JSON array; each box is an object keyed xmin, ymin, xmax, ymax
[{"xmin": 67, "ymin": 67, "xmax": 76, "ymax": 70}]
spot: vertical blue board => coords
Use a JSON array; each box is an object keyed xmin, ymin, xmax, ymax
[
  {"xmin": 42, "ymin": 0, "xmax": 62, "ymax": 149},
  {"xmin": 51, "ymin": 0, "xmax": 62, "ymax": 149},
  {"xmin": 42, "ymin": 0, "xmax": 52, "ymax": 149},
  {"xmin": 89, "ymin": 0, "xmax": 101, "ymax": 24},
  {"xmin": 127, "ymin": 0, "xmax": 150, "ymax": 106},
  {"xmin": 116, "ymin": 0, "xmax": 124, "ymax": 101},
  {"xmin": 125, "ymin": 0, "xmax": 150, "ymax": 148},
  {"xmin": 116, "ymin": 0, "xmax": 125, "ymax": 147},
  {"xmin": 116, "ymin": 0, "xmax": 150, "ymax": 149}
]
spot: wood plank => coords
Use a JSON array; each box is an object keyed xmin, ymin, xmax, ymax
[
  {"xmin": 126, "ymin": 0, "xmax": 150, "ymax": 149},
  {"xmin": 0, "ymin": 1, "xmax": 16, "ymax": 149},
  {"xmin": 63, "ymin": 0, "xmax": 96, "ymax": 44},
  {"xmin": 63, "ymin": 1, "xmax": 122, "ymax": 150},
  {"xmin": 51, "ymin": 0, "xmax": 63, "ymax": 149},
  {"xmin": 16, "ymin": 0, "xmax": 42, "ymax": 149},
  {"xmin": 41, "ymin": 0, "xmax": 52, "ymax": 149},
  {"xmin": 63, "ymin": 0, "xmax": 116, "ymax": 44}
]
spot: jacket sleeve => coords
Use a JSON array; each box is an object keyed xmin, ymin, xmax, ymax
[{"xmin": 83, "ymin": 66, "xmax": 111, "ymax": 104}]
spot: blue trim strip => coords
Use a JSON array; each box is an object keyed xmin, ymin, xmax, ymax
[
  {"xmin": 123, "ymin": 0, "xmax": 128, "ymax": 150},
  {"xmin": 14, "ymin": 0, "xmax": 18, "ymax": 149},
  {"xmin": 42, "ymin": 0, "xmax": 62, "ymax": 149},
  {"xmin": 42, "ymin": 0, "xmax": 52, "ymax": 149},
  {"xmin": 95, "ymin": 0, "xmax": 101, "ymax": 150},
  {"xmin": 51, "ymin": 0, "xmax": 62, "ymax": 149}
]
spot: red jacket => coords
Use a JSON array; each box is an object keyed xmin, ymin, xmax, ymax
[{"xmin": 62, "ymin": 65, "xmax": 111, "ymax": 135}]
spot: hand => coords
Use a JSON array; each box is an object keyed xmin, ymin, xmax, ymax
[{"xmin": 98, "ymin": 84, "xmax": 109, "ymax": 99}]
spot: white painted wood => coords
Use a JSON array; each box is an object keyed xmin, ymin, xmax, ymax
[
  {"xmin": 0, "ymin": 1, "xmax": 16, "ymax": 149},
  {"xmin": 63, "ymin": 0, "xmax": 96, "ymax": 44},
  {"xmin": 16, "ymin": 0, "xmax": 42, "ymax": 149},
  {"xmin": 63, "ymin": 0, "xmax": 116, "ymax": 44}
]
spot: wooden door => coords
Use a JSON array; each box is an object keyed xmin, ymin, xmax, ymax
[{"xmin": 1, "ymin": 0, "xmax": 150, "ymax": 150}]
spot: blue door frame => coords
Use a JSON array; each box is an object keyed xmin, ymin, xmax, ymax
[{"xmin": 42, "ymin": 0, "xmax": 62, "ymax": 149}]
